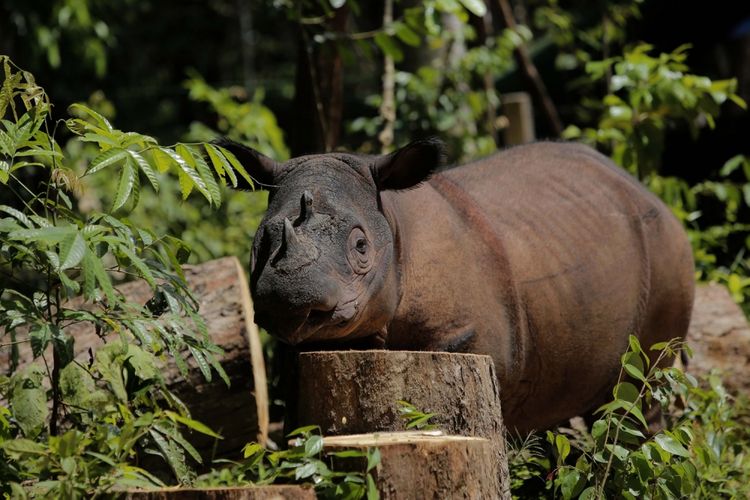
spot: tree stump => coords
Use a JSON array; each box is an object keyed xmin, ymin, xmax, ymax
[
  {"xmin": 325, "ymin": 431, "xmax": 502, "ymax": 499},
  {"xmin": 686, "ymin": 283, "xmax": 750, "ymax": 393},
  {"xmin": 293, "ymin": 350, "xmax": 510, "ymax": 498},
  {"xmin": 124, "ymin": 485, "xmax": 315, "ymax": 499},
  {"xmin": 0, "ymin": 256, "xmax": 268, "ymax": 458}
]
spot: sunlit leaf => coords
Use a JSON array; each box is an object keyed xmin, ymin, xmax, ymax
[
  {"xmin": 87, "ymin": 147, "xmax": 128, "ymax": 175},
  {"xmin": 112, "ymin": 158, "xmax": 137, "ymax": 212}
]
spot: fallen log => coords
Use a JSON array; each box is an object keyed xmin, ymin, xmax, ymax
[
  {"xmin": 324, "ymin": 431, "xmax": 504, "ymax": 499},
  {"xmin": 124, "ymin": 485, "xmax": 315, "ymax": 500},
  {"xmin": 686, "ymin": 283, "xmax": 750, "ymax": 393},
  {"xmin": 292, "ymin": 350, "xmax": 510, "ymax": 497},
  {"xmin": 0, "ymin": 256, "xmax": 268, "ymax": 458}
]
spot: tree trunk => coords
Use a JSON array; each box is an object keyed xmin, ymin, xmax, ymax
[
  {"xmin": 325, "ymin": 431, "xmax": 506, "ymax": 499},
  {"xmin": 292, "ymin": 350, "xmax": 510, "ymax": 497},
  {"xmin": 1, "ymin": 256, "xmax": 268, "ymax": 459},
  {"xmin": 290, "ymin": 6, "xmax": 348, "ymax": 155}
]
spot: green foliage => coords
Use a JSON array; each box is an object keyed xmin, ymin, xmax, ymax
[
  {"xmin": 560, "ymin": 44, "xmax": 750, "ymax": 311},
  {"xmin": 196, "ymin": 426, "xmax": 380, "ymax": 500},
  {"xmin": 184, "ymin": 72, "xmax": 289, "ymax": 161},
  {"xmin": 508, "ymin": 338, "xmax": 750, "ymax": 499},
  {"xmin": 0, "ymin": 56, "xmax": 250, "ymax": 496},
  {"xmin": 564, "ymin": 43, "xmax": 746, "ymax": 178},
  {"xmin": 534, "ymin": 0, "xmax": 645, "ymax": 72},
  {"xmin": 396, "ymin": 400, "xmax": 437, "ymax": 431},
  {"xmin": 3, "ymin": 0, "xmax": 111, "ymax": 77},
  {"xmin": 649, "ymin": 156, "xmax": 750, "ymax": 311},
  {"xmin": 348, "ymin": 2, "xmax": 526, "ymax": 159}
]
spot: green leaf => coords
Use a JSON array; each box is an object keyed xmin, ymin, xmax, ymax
[
  {"xmin": 555, "ymin": 434, "xmax": 571, "ymax": 463},
  {"xmin": 457, "ymin": 0, "xmax": 487, "ymax": 16},
  {"xmin": 116, "ymin": 244, "xmax": 155, "ymax": 287},
  {"xmin": 654, "ymin": 433, "xmax": 690, "ymax": 458},
  {"xmin": 84, "ymin": 247, "xmax": 114, "ymax": 303},
  {"xmin": 191, "ymin": 145, "xmax": 222, "ymax": 207},
  {"xmin": 187, "ymin": 344, "xmax": 212, "ymax": 382},
  {"xmin": 174, "ymin": 144, "xmax": 212, "ymax": 202},
  {"xmin": 628, "ymin": 335, "xmax": 643, "ymax": 356},
  {"xmin": 367, "ymin": 447, "xmax": 381, "ymax": 472},
  {"xmin": 95, "ymin": 344, "xmax": 128, "ymax": 402},
  {"xmin": 149, "ymin": 147, "xmax": 174, "ymax": 173},
  {"xmin": 126, "ymin": 344, "xmax": 162, "ymax": 382},
  {"xmin": 558, "ymin": 468, "xmax": 583, "ymax": 499},
  {"xmin": 393, "ymin": 22, "xmax": 420, "ymax": 47},
  {"xmin": 287, "ymin": 425, "xmax": 320, "ymax": 437},
  {"xmin": 9, "ymin": 225, "xmax": 72, "ymax": 244},
  {"xmin": 58, "ymin": 231, "xmax": 85, "ymax": 270},
  {"xmin": 112, "ymin": 158, "xmax": 138, "ymax": 212},
  {"xmin": 1, "ymin": 438, "xmax": 47, "ymax": 455},
  {"xmin": 623, "ymin": 362, "xmax": 647, "ymax": 383},
  {"xmin": 29, "ymin": 324, "xmax": 52, "ymax": 358},
  {"xmin": 243, "ymin": 443, "xmax": 264, "ymax": 458},
  {"xmin": 295, "ymin": 461, "xmax": 317, "ymax": 480},
  {"xmin": 10, "ymin": 365, "xmax": 48, "ymax": 438},
  {"xmin": 579, "ymin": 486, "xmax": 597, "ymax": 500},
  {"xmin": 374, "ymin": 33, "xmax": 404, "ymax": 63},
  {"xmin": 87, "ymin": 148, "xmax": 128, "ymax": 175},
  {"xmin": 129, "ymin": 150, "xmax": 160, "ymax": 192},
  {"xmin": 304, "ymin": 435, "xmax": 323, "ymax": 457},
  {"xmin": 61, "ymin": 362, "xmax": 108, "ymax": 411},
  {"xmin": 613, "ymin": 382, "xmax": 640, "ymax": 404},
  {"xmin": 720, "ymin": 155, "xmax": 745, "ymax": 177},
  {"xmin": 214, "ymin": 145, "xmax": 253, "ymax": 188},
  {"xmin": 164, "ymin": 410, "xmax": 223, "ymax": 439},
  {"xmin": 366, "ymin": 474, "xmax": 378, "ymax": 500},
  {"xmin": 68, "ymin": 103, "xmax": 113, "ymax": 132},
  {"xmin": 154, "ymin": 423, "xmax": 203, "ymax": 465},
  {"xmin": 204, "ymin": 143, "xmax": 230, "ymax": 184},
  {"xmin": 148, "ymin": 428, "xmax": 191, "ymax": 482}
]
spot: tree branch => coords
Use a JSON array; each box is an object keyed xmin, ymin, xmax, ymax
[{"xmin": 495, "ymin": 0, "xmax": 563, "ymax": 136}]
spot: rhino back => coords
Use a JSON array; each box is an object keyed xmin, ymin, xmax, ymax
[{"xmin": 383, "ymin": 142, "xmax": 693, "ymax": 432}]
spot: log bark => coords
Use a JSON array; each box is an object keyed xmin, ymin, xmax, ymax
[
  {"xmin": 292, "ymin": 350, "xmax": 510, "ymax": 497},
  {"xmin": 124, "ymin": 485, "xmax": 315, "ymax": 500},
  {"xmin": 686, "ymin": 283, "xmax": 750, "ymax": 393},
  {"xmin": 0, "ymin": 256, "xmax": 268, "ymax": 458},
  {"xmin": 324, "ymin": 431, "xmax": 505, "ymax": 499}
]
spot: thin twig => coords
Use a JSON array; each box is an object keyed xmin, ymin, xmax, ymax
[
  {"xmin": 378, "ymin": 0, "xmax": 396, "ymax": 154},
  {"xmin": 495, "ymin": 0, "xmax": 563, "ymax": 136}
]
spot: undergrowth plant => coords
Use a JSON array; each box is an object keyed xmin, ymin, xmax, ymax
[
  {"xmin": 0, "ymin": 56, "xmax": 256, "ymax": 496},
  {"xmin": 508, "ymin": 336, "xmax": 750, "ymax": 499},
  {"xmin": 196, "ymin": 425, "xmax": 380, "ymax": 500}
]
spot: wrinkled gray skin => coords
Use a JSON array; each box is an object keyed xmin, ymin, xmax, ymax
[{"xmin": 217, "ymin": 138, "xmax": 695, "ymax": 433}]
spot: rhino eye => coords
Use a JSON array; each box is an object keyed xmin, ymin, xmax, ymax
[
  {"xmin": 355, "ymin": 237, "xmax": 368, "ymax": 254},
  {"xmin": 347, "ymin": 227, "xmax": 372, "ymax": 274}
]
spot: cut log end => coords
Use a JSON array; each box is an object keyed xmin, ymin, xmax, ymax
[
  {"xmin": 324, "ymin": 431, "xmax": 505, "ymax": 499},
  {"xmin": 124, "ymin": 485, "xmax": 315, "ymax": 500}
]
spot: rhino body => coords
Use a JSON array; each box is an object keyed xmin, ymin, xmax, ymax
[{"xmin": 221, "ymin": 139, "xmax": 694, "ymax": 433}]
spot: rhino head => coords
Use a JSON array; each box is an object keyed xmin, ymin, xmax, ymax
[{"xmin": 217, "ymin": 138, "xmax": 444, "ymax": 345}]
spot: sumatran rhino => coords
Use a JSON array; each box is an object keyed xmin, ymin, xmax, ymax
[{"xmin": 218, "ymin": 138, "xmax": 694, "ymax": 433}]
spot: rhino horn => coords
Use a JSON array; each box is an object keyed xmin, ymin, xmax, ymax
[
  {"xmin": 281, "ymin": 217, "xmax": 300, "ymax": 253},
  {"xmin": 298, "ymin": 190, "xmax": 314, "ymax": 223}
]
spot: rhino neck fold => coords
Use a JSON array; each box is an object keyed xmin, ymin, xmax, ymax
[{"xmin": 378, "ymin": 191, "xmax": 406, "ymax": 334}]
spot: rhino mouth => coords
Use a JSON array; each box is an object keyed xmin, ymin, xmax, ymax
[{"xmin": 283, "ymin": 300, "xmax": 359, "ymax": 344}]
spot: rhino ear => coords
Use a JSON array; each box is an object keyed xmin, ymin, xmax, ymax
[
  {"xmin": 211, "ymin": 137, "xmax": 281, "ymax": 189},
  {"xmin": 370, "ymin": 137, "xmax": 445, "ymax": 191}
]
